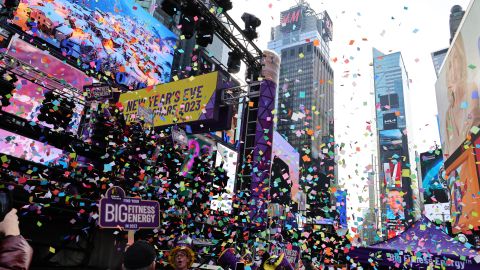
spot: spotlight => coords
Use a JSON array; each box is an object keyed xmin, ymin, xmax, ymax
[
  {"xmin": 227, "ymin": 50, "xmax": 242, "ymax": 74},
  {"xmin": 195, "ymin": 19, "xmax": 214, "ymax": 47},
  {"xmin": 216, "ymin": 0, "xmax": 232, "ymax": 11},
  {"xmin": 179, "ymin": 2, "xmax": 197, "ymax": 39},
  {"xmin": 241, "ymin": 13, "xmax": 261, "ymax": 41}
]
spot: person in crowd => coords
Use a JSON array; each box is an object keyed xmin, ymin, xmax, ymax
[
  {"xmin": 168, "ymin": 245, "xmax": 195, "ymax": 270},
  {"xmin": 0, "ymin": 209, "xmax": 33, "ymax": 270},
  {"xmin": 122, "ymin": 240, "xmax": 156, "ymax": 270}
]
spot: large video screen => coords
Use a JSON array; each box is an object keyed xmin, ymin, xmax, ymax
[
  {"xmin": 436, "ymin": 0, "xmax": 480, "ymax": 158},
  {"xmin": 386, "ymin": 189, "xmax": 405, "ymax": 220},
  {"xmin": 3, "ymin": 37, "xmax": 87, "ymax": 134},
  {"xmin": 211, "ymin": 143, "xmax": 238, "ymax": 213},
  {"xmin": 0, "ymin": 128, "xmax": 69, "ymax": 168},
  {"xmin": 420, "ymin": 150, "xmax": 449, "ymax": 204},
  {"xmin": 379, "ymin": 129, "xmax": 403, "ymax": 150},
  {"xmin": 272, "ymin": 132, "xmax": 300, "ymax": 203},
  {"xmin": 446, "ymin": 148, "xmax": 480, "ymax": 234},
  {"xmin": 13, "ymin": 0, "xmax": 177, "ymax": 89}
]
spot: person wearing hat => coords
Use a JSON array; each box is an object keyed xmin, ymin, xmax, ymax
[
  {"xmin": 168, "ymin": 245, "xmax": 195, "ymax": 270},
  {"xmin": 123, "ymin": 240, "xmax": 156, "ymax": 270}
]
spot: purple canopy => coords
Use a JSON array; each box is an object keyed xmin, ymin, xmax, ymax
[{"xmin": 348, "ymin": 217, "xmax": 480, "ymax": 269}]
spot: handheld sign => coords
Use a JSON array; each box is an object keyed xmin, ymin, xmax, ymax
[
  {"xmin": 99, "ymin": 186, "xmax": 160, "ymax": 230},
  {"xmin": 83, "ymin": 83, "xmax": 113, "ymax": 101}
]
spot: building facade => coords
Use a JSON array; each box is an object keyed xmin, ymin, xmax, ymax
[
  {"xmin": 267, "ymin": 3, "xmax": 334, "ymax": 177},
  {"xmin": 373, "ymin": 48, "xmax": 415, "ymax": 239}
]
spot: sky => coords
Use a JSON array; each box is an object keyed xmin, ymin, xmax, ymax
[{"xmin": 229, "ymin": 0, "xmax": 471, "ymax": 229}]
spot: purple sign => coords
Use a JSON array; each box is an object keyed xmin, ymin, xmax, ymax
[{"xmin": 99, "ymin": 187, "xmax": 160, "ymax": 229}]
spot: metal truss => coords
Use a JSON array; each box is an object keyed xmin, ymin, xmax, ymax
[
  {"xmin": 221, "ymin": 81, "xmax": 262, "ymax": 105},
  {"xmin": 0, "ymin": 53, "xmax": 85, "ymax": 105},
  {"xmin": 191, "ymin": 0, "xmax": 263, "ymax": 72}
]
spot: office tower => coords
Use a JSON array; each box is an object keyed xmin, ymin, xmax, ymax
[
  {"xmin": 267, "ymin": 2, "xmax": 334, "ymax": 179},
  {"xmin": 431, "ymin": 48, "xmax": 448, "ymax": 78},
  {"xmin": 373, "ymin": 48, "xmax": 415, "ymax": 239},
  {"xmin": 449, "ymin": 5, "xmax": 465, "ymax": 43}
]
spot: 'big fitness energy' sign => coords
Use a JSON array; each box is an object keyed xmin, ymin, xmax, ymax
[
  {"xmin": 119, "ymin": 72, "xmax": 219, "ymax": 127},
  {"xmin": 99, "ymin": 187, "xmax": 160, "ymax": 230}
]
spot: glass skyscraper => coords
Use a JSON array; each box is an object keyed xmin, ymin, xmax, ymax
[
  {"xmin": 373, "ymin": 48, "xmax": 415, "ymax": 239},
  {"xmin": 267, "ymin": 2, "xmax": 334, "ymax": 176}
]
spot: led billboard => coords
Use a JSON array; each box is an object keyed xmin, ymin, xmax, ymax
[
  {"xmin": 119, "ymin": 72, "xmax": 220, "ymax": 128},
  {"xmin": 280, "ymin": 6, "xmax": 303, "ymax": 33},
  {"xmin": 211, "ymin": 143, "xmax": 238, "ymax": 213},
  {"xmin": 420, "ymin": 150, "xmax": 449, "ymax": 204},
  {"xmin": 0, "ymin": 128, "xmax": 69, "ymax": 168},
  {"xmin": 436, "ymin": 0, "xmax": 480, "ymax": 158},
  {"xmin": 272, "ymin": 132, "xmax": 300, "ymax": 203},
  {"xmin": 379, "ymin": 129, "xmax": 403, "ymax": 150},
  {"xmin": 13, "ymin": 0, "xmax": 177, "ymax": 89},
  {"xmin": 445, "ymin": 147, "xmax": 480, "ymax": 234},
  {"xmin": 3, "ymin": 36, "xmax": 87, "ymax": 134},
  {"xmin": 383, "ymin": 161, "xmax": 402, "ymax": 188},
  {"xmin": 386, "ymin": 189, "xmax": 405, "ymax": 220}
]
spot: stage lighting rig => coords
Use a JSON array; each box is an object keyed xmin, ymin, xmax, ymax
[
  {"xmin": 196, "ymin": 19, "xmax": 215, "ymax": 47},
  {"xmin": 227, "ymin": 50, "xmax": 242, "ymax": 74},
  {"xmin": 215, "ymin": 0, "xmax": 233, "ymax": 11},
  {"xmin": 241, "ymin": 13, "xmax": 261, "ymax": 41}
]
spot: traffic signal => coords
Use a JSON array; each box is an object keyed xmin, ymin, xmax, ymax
[{"xmin": 0, "ymin": 71, "xmax": 17, "ymax": 108}]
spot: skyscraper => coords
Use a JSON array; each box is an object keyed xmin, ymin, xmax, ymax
[
  {"xmin": 267, "ymin": 2, "xmax": 334, "ymax": 178},
  {"xmin": 373, "ymin": 48, "xmax": 415, "ymax": 239}
]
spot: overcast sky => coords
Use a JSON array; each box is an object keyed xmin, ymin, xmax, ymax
[{"xmin": 229, "ymin": 0, "xmax": 471, "ymax": 229}]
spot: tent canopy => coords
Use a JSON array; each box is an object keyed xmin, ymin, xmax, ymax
[{"xmin": 349, "ymin": 217, "xmax": 480, "ymax": 269}]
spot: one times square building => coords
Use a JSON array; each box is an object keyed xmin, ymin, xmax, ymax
[{"xmin": 267, "ymin": 2, "xmax": 336, "ymax": 224}]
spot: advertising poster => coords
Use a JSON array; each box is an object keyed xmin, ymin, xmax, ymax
[
  {"xmin": 271, "ymin": 131, "xmax": 300, "ymax": 203},
  {"xmin": 280, "ymin": 6, "xmax": 303, "ymax": 33},
  {"xmin": 386, "ymin": 189, "xmax": 405, "ymax": 220},
  {"xmin": 3, "ymin": 36, "xmax": 88, "ymax": 134},
  {"xmin": 420, "ymin": 150, "xmax": 449, "ymax": 204},
  {"xmin": 211, "ymin": 143, "xmax": 238, "ymax": 213},
  {"xmin": 335, "ymin": 190, "xmax": 347, "ymax": 227},
  {"xmin": 379, "ymin": 129, "xmax": 403, "ymax": 150},
  {"xmin": 435, "ymin": 0, "xmax": 480, "ymax": 158},
  {"xmin": 383, "ymin": 112, "xmax": 398, "ymax": 130},
  {"xmin": 383, "ymin": 161, "xmax": 402, "ymax": 188},
  {"xmin": 13, "ymin": 0, "xmax": 177, "ymax": 89},
  {"xmin": 446, "ymin": 147, "xmax": 480, "ymax": 234},
  {"xmin": 0, "ymin": 128, "xmax": 69, "ymax": 168},
  {"xmin": 119, "ymin": 72, "xmax": 219, "ymax": 127}
]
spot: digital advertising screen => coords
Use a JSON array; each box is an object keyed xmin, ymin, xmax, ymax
[
  {"xmin": 211, "ymin": 143, "xmax": 238, "ymax": 213},
  {"xmin": 0, "ymin": 128, "xmax": 69, "ymax": 168},
  {"xmin": 446, "ymin": 147, "xmax": 480, "ymax": 234},
  {"xmin": 3, "ymin": 36, "xmax": 88, "ymax": 134},
  {"xmin": 383, "ymin": 161, "xmax": 402, "ymax": 188},
  {"xmin": 12, "ymin": 0, "xmax": 177, "ymax": 89},
  {"xmin": 280, "ymin": 6, "xmax": 303, "ymax": 33},
  {"xmin": 272, "ymin": 132, "xmax": 300, "ymax": 203},
  {"xmin": 435, "ymin": 0, "xmax": 480, "ymax": 159},
  {"xmin": 386, "ymin": 189, "xmax": 405, "ymax": 220},
  {"xmin": 379, "ymin": 129, "xmax": 403, "ymax": 150},
  {"xmin": 420, "ymin": 150, "xmax": 449, "ymax": 204}
]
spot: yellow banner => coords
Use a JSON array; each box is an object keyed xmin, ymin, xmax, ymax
[{"xmin": 119, "ymin": 72, "xmax": 218, "ymax": 127}]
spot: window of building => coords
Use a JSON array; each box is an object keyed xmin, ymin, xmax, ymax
[
  {"xmin": 290, "ymin": 49, "xmax": 295, "ymax": 57},
  {"xmin": 307, "ymin": 44, "xmax": 312, "ymax": 52}
]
